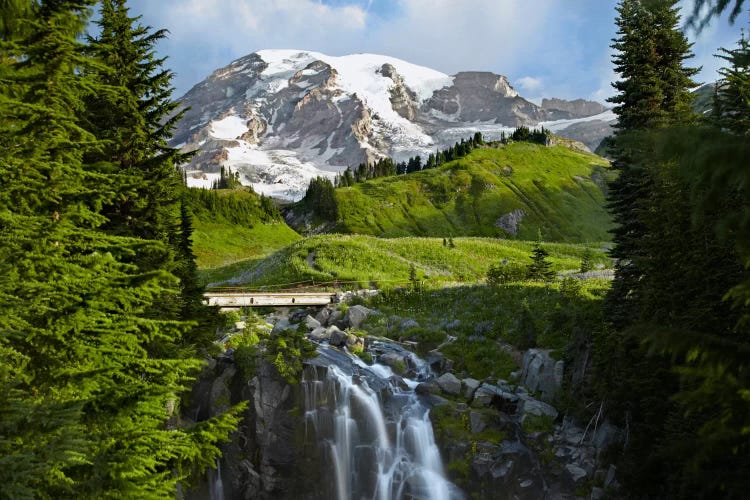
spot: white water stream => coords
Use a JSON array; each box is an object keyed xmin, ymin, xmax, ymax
[{"xmin": 303, "ymin": 349, "xmax": 461, "ymax": 500}]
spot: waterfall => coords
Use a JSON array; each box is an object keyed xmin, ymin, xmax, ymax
[
  {"xmin": 303, "ymin": 347, "xmax": 463, "ymax": 500},
  {"xmin": 208, "ymin": 458, "xmax": 224, "ymax": 500}
]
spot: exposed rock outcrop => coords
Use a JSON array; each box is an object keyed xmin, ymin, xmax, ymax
[{"xmin": 541, "ymin": 97, "xmax": 608, "ymax": 119}]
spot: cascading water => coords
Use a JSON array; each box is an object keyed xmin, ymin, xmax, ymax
[
  {"xmin": 303, "ymin": 345, "xmax": 463, "ymax": 500},
  {"xmin": 208, "ymin": 458, "xmax": 224, "ymax": 500}
]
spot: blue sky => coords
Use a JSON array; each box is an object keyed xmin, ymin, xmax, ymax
[{"xmin": 125, "ymin": 0, "xmax": 747, "ymax": 103}]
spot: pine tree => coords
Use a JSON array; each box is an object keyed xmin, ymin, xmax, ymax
[
  {"xmin": 579, "ymin": 247, "xmax": 594, "ymax": 273},
  {"xmin": 605, "ymin": 0, "xmax": 698, "ymax": 327},
  {"xmin": 86, "ymin": 0, "xmax": 189, "ymax": 244},
  {"xmin": 526, "ymin": 234, "xmax": 554, "ymax": 281}
]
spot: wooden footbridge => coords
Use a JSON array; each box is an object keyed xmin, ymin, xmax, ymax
[{"xmin": 204, "ymin": 288, "xmax": 337, "ymax": 308}]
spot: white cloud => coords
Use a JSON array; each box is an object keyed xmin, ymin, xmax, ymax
[
  {"xmin": 517, "ymin": 76, "xmax": 543, "ymax": 92},
  {"xmin": 128, "ymin": 0, "xmax": 747, "ymax": 100}
]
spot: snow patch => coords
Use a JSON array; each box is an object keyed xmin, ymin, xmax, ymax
[
  {"xmin": 223, "ymin": 140, "xmax": 340, "ymax": 201},
  {"xmin": 185, "ymin": 171, "xmax": 220, "ymax": 190},
  {"xmin": 540, "ymin": 109, "xmax": 617, "ymax": 132},
  {"xmin": 210, "ymin": 115, "xmax": 248, "ymax": 140}
]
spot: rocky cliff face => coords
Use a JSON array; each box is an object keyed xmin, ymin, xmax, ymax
[
  {"xmin": 541, "ymin": 98, "xmax": 608, "ymax": 120},
  {"xmin": 172, "ymin": 50, "xmax": 614, "ymax": 200}
]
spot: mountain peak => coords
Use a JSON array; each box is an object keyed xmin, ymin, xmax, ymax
[{"xmin": 173, "ymin": 50, "xmax": 615, "ymax": 200}]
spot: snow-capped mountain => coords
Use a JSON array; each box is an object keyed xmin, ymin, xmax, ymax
[{"xmin": 172, "ymin": 49, "xmax": 614, "ymax": 200}]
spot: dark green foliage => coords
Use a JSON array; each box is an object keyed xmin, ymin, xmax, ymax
[
  {"xmin": 592, "ymin": 2, "xmax": 750, "ymax": 497},
  {"xmin": 266, "ymin": 328, "xmax": 318, "ymax": 384},
  {"xmin": 0, "ymin": 1, "xmax": 241, "ymax": 495},
  {"xmin": 336, "ymin": 133, "xmax": 481, "ymax": 184},
  {"xmin": 579, "ymin": 247, "xmax": 594, "ymax": 273},
  {"xmin": 185, "ymin": 187, "xmax": 280, "ymax": 227},
  {"xmin": 304, "ymin": 176, "xmax": 338, "ymax": 220},
  {"xmin": 486, "ymin": 261, "xmax": 526, "ymax": 285},
  {"xmin": 686, "ymin": 0, "xmax": 747, "ymax": 29},
  {"xmin": 508, "ymin": 126, "xmax": 550, "ymax": 144},
  {"xmin": 213, "ymin": 165, "xmax": 242, "ymax": 189}
]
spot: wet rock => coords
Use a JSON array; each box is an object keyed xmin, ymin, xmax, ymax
[
  {"xmin": 414, "ymin": 382, "xmax": 440, "ymax": 394},
  {"xmin": 425, "ymin": 351, "xmax": 446, "ymax": 373},
  {"xmin": 328, "ymin": 326, "xmax": 347, "ymax": 347},
  {"xmin": 344, "ymin": 304, "xmax": 371, "ymax": 329},
  {"xmin": 209, "ymin": 365, "xmax": 236, "ymax": 416},
  {"xmin": 436, "ymin": 372, "xmax": 461, "ymax": 396},
  {"xmin": 379, "ymin": 351, "xmax": 407, "ymax": 370}
]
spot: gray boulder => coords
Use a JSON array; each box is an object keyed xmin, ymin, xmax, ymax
[
  {"xmin": 469, "ymin": 411, "xmax": 487, "ymax": 434},
  {"xmin": 344, "ymin": 305, "xmax": 371, "ymax": 329},
  {"xmin": 272, "ymin": 318, "xmax": 291, "ymax": 334},
  {"xmin": 436, "ymin": 372, "xmax": 461, "ymax": 396},
  {"xmin": 415, "ymin": 381, "xmax": 440, "ymax": 395},
  {"xmin": 462, "ymin": 378, "xmax": 481, "ymax": 400},
  {"xmin": 315, "ymin": 307, "xmax": 331, "ymax": 325},
  {"xmin": 328, "ymin": 326, "xmax": 347, "ymax": 347},
  {"xmin": 308, "ymin": 327, "xmax": 329, "ymax": 342},
  {"xmin": 520, "ymin": 396, "xmax": 559, "ymax": 420},
  {"xmin": 520, "ymin": 349, "xmax": 564, "ymax": 403},
  {"xmin": 328, "ymin": 309, "xmax": 344, "ymax": 327},
  {"xmin": 304, "ymin": 315, "xmax": 321, "ymax": 331},
  {"xmin": 471, "ymin": 384, "xmax": 519, "ymax": 411}
]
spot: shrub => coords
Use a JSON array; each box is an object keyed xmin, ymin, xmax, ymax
[
  {"xmin": 487, "ymin": 262, "xmax": 526, "ymax": 285},
  {"xmin": 266, "ymin": 328, "xmax": 318, "ymax": 384}
]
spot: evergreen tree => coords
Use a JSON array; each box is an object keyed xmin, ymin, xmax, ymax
[
  {"xmin": 526, "ymin": 232, "xmax": 554, "ymax": 281},
  {"xmin": 579, "ymin": 247, "xmax": 594, "ymax": 273},
  {"xmin": 0, "ymin": 1, "xmax": 241, "ymax": 495},
  {"xmin": 86, "ymin": 0, "xmax": 188, "ymax": 244},
  {"xmin": 605, "ymin": 0, "xmax": 698, "ymax": 327}
]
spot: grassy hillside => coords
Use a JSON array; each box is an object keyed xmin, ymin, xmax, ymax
[
  {"xmin": 187, "ymin": 188, "xmax": 301, "ymax": 269},
  {"xmin": 201, "ymin": 234, "xmax": 610, "ymax": 287},
  {"xmin": 320, "ymin": 143, "xmax": 613, "ymax": 242}
]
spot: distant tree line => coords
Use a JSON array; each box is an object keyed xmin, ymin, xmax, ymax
[
  {"xmin": 185, "ymin": 187, "xmax": 279, "ymax": 226},
  {"xmin": 502, "ymin": 125, "xmax": 551, "ymax": 145},
  {"xmin": 211, "ymin": 165, "xmax": 243, "ymax": 190},
  {"xmin": 332, "ymin": 126, "xmax": 552, "ymax": 190},
  {"xmin": 304, "ymin": 176, "xmax": 338, "ymax": 219},
  {"xmin": 334, "ymin": 131, "xmax": 485, "ymax": 187}
]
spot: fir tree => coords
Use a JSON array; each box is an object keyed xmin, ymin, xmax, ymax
[
  {"xmin": 579, "ymin": 247, "xmax": 594, "ymax": 273},
  {"xmin": 526, "ymin": 233, "xmax": 554, "ymax": 281}
]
